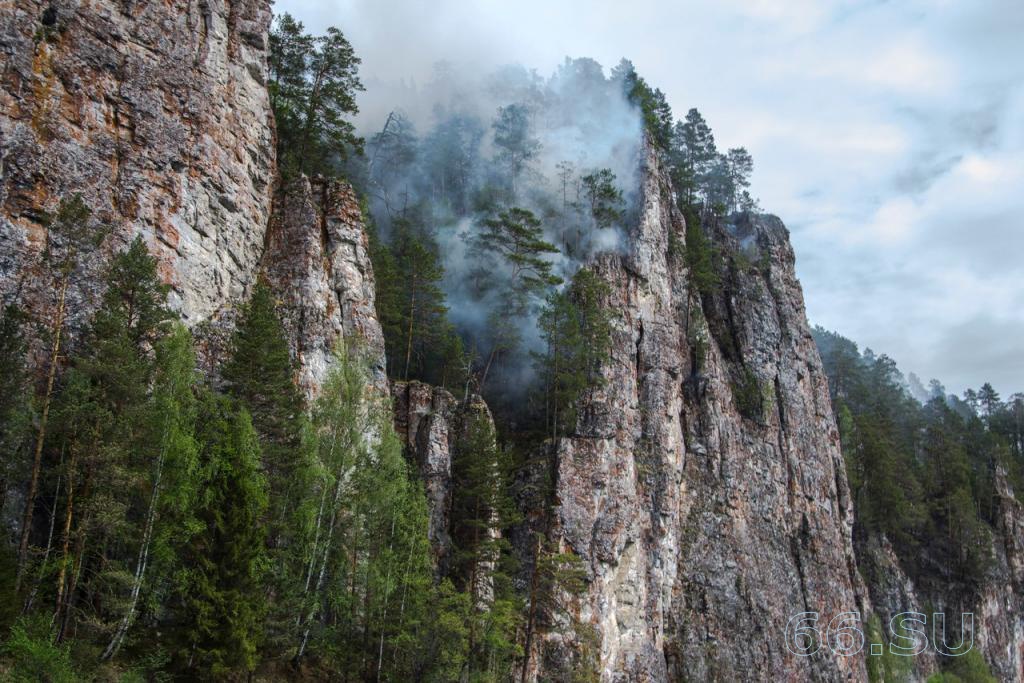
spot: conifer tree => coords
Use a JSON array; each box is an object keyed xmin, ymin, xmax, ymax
[
  {"xmin": 47, "ymin": 237, "xmax": 173, "ymax": 639},
  {"xmin": 391, "ymin": 220, "xmax": 449, "ymax": 380},
  {"xmin": 173, "ymin": 392, "xmax": 267, "ymax": 679},
  {"xmin": 102, "ymin": 324, "xmax": 200, "ymax": 660},
  {"xmin": 534, "ymin": 268, "xmax": 614, "ymax": 441},
  {"xmin": 492, "ymin": 104, "xmax": 540, "ymax": 197},
  {"xmin": 15, "ymin": 196, "xmax": 107, "ymax": 593},
  {"xmin": 0, "ymin": 305, "xmax": 31, "ymax": 526},
  {"xmin": 449, "ymin": 409, "xmax": 521, "ymax": 679},
  {"xmin": 269, "ymin": 14, "xmax": 364, "ymax": 176},
  {"xmin": 580, "ymin": 168, "xmax": 625, "ymax": 239},
  {"xmin": 222, "ymin": 280, "xmax": 315, "ymax": 653},
  {"xmin": 470, "ymin": 207, "xmax": 562, "ymax": 389}
]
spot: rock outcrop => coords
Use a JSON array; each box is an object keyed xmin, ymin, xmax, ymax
[
  {"xmin": 860, "ymin": 466, "xmax": 1024, "ymax": 682},
  {"xmin": 262, "ymin": 176, "xmax": 386, "ymax": 396},
  {"xmin": 392, "ymin": 380, "xmax": 498, "ymax": 576},
  {"xmin": 531, "ymin": 143, "xmax": 868, "ymax": 681},
  {"xmin": 0, "ymin": 0, "xmax": 275, "ymax": 328}
]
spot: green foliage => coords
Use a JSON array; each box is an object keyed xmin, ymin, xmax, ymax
[
  {"xmin": 667, "ymin": 109, "xmax": 757, "ymax": 212},
  {"xmin": 471, "ymin": 206, "xmax": 562, "ymax": 389},
  {"xmin": 732, "ymin": 366, "xmax": 763, "ymax": 421},
  {"xmin": 0, "ymin": 304, "xmax": 31, "ymax": 525},
  {"xmin": 370, "ymin": 218, "xmax": 467, "ymax": 391},
  {"xmin": 580, "ymin": 168, "xmax": 625, "ymax": 230},
  {"xmin": 533, "ymin": 268, "xmax": 614, "ymax": 440},
  {"xmin": 449, "ymin": 410, "xmax": 522, "ymax": 680},
  {"xmin": 814, "ymin": 326, "xmax": 1019, "ymax": 591},
  {"xmin": 865, "ymin": 613, "xmax": 912, "ymax": 683},
  {"xmin": 172, "ymin": 392, "xmax": 268, "ymax": 679},
  {"xmin": 612, "ymin": 59, "xmax": 672, "ymax": 149},
  {"xmin": 492, "ymin": 103, "xmax": 541, "ymax": 196},
  {"xmin": 269, "ymin": 13, "xmax": 364, "ymax": 177},
  {"xmin": 926, "ymin": 648, "xmax": 997, "ymax": 683},
  {"xmin": 0, "ymin": 616, "xmax": 78, "ymax": 683},
  {"xmin": 681, "ymin": 208, "xmax": 720, "ymax": 296},
  {"xmin": 222, "ymin": 280, "xmax": 316, "ymax": 655}
]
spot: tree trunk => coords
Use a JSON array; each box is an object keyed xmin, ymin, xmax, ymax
[
  {"xmin": 404, "ymin": 290, "xmax": 416, "ymax": 381},
  {"xmin": 520, "ymin": 534, "xmax": 543, "ymax": 683},
  {"xmin": 102, "ymin": 419, "xmax": 170, "ymax": 660},
  {"xmin": 23, "ymin": 472, "xmax": 60, "ymax": 614},
  {"xmin": 15, "ymin": 274, "xmax": 68, "ymax": 593},
  {"xmin": 53, "ymin": 446, "xmax": 77, "ymax": 620}
]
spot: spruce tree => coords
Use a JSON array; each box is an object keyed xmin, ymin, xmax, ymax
[
  {"xmin": 174, "ymin": 392, "xmax": 267, "ymax": 679},
  {"xmin": 222, "ymin": 280, "xmax": 315, "ymax": 654}
]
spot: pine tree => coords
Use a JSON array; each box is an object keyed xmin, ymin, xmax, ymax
[
  {"xmin": 534, "ymin": 269, "xmax": 613, "ymax": 441},
  {"xmin": 470, "ymin": 207, "xmax": 562, "ymax": 389},
  {"xmin": 391, "ymin": 220, "xmax": 449, "ymax": 381},
  {"xmin": 492, "ymin": 104, "xmax": 540, "ymax": 197},
  {"xmin": 580, "ymin": 168, "xmax": 625, "ymax": 231},
  {"xmin": 269, "ymin": 14, "xmax": 364, "ymax": 176},
  {"xmin": 46, "ymin": 237, "xmax": 174, "ymax": 640}
]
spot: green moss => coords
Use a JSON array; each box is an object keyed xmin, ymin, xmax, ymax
[{"xmin": 732, "ymin": 367, "xmax": 762, "ymax": 420}]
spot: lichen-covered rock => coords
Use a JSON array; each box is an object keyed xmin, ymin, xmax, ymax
[
  {"xmin": 261, "ymin": 175, "xmax": 386, "ymax": 396},
  {"xmin": 0, "ymin": 0, "xmax": 274, "ymax": 327},
  {"xmin": 533, "ymin": 143, "xmax": 869, "ymax": 681}
]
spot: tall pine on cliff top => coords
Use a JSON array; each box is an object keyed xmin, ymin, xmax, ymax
[
  {"xmin": 269, "ymin": 13, "xmax": 364, "ymax": 176},
  {"xmin": 470, "ymin": 207, "xmax": 562, "ymax": 390}
]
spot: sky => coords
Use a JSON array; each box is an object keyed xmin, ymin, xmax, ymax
[{"xmin": 275, "ymin": 0, "xmax": 1024, "ymax": 397}]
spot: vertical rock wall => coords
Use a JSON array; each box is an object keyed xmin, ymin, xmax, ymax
[
  {"xmin": 261, "ymin": 176, "xmax": 386, "ymax": 396},
  {"xmin": 537, "ymin": 143, "xmax": 868, "ymax": 681},
  {"xmin": 0, "ymin": 0, "xmax": 275, "ymax": 327}
]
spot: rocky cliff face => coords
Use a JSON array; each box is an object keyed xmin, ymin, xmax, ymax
[
  {"xmin": 859, "ymin": 466, "xmax": 1024, "ymax": 682},
  {"xmin": 261, "ymin": 176, "xmax": 387, "ymax": 396},
  {"xmin": 2, "ymin": 5, "xmax": 1018, "ymax": 681},
  {"xmin": 0, "ymin": 0, "xmax": 275, "ymax": 328},
  {"xmin": 531, "ymin": 144, "xmax": 868, "ymax": 681},
  {"xmin": 392, "ymin": 380, "xmax": 499, "ymax": 581}
]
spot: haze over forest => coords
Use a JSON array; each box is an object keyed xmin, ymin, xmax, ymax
[{"xmin": 279, "ymin": 0, "xmax": 1024, "ymax": 397}]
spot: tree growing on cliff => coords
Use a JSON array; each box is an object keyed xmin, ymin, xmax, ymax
[
  {"xmin": 449, "ymin": 410, "xmax": 521, "ymax": 678},
  {"xmin": 534, "ymin": 268, "xmax": 614, "ymax": 441},
  {"xmin": 469, "ymin": 207, "xmax": 562, "ymax": 390},
  {"xmin": 580, "ymin": 168, "xmax": 625, "ymax": 231},
  {"xmin": 269, "ymin": 13, "xmax": 364, "ymax": 177}
]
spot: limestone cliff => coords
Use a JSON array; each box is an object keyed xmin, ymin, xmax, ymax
[
  {"xmin": 528, "ymin": 143, "xmax": 868, "ymax": 681},
  {"xmin": 1, "ymin": 0, "xmax": 275, "ymax": 328},
  {"xmin": 261, "ymin": 175, "xmax": 387, "ymax": 396},
  {"xmin": 392, "ymin": 379, "xmax": 499, "ymax": 582},
  {"xmin": 1, "ymin": 4, "xmax": 1020, "ymax": 681}
]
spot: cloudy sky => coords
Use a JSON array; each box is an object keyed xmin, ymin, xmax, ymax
[{"xmin": 276, "ymin": 0, "xmax": 1024, "ymax": 397}]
